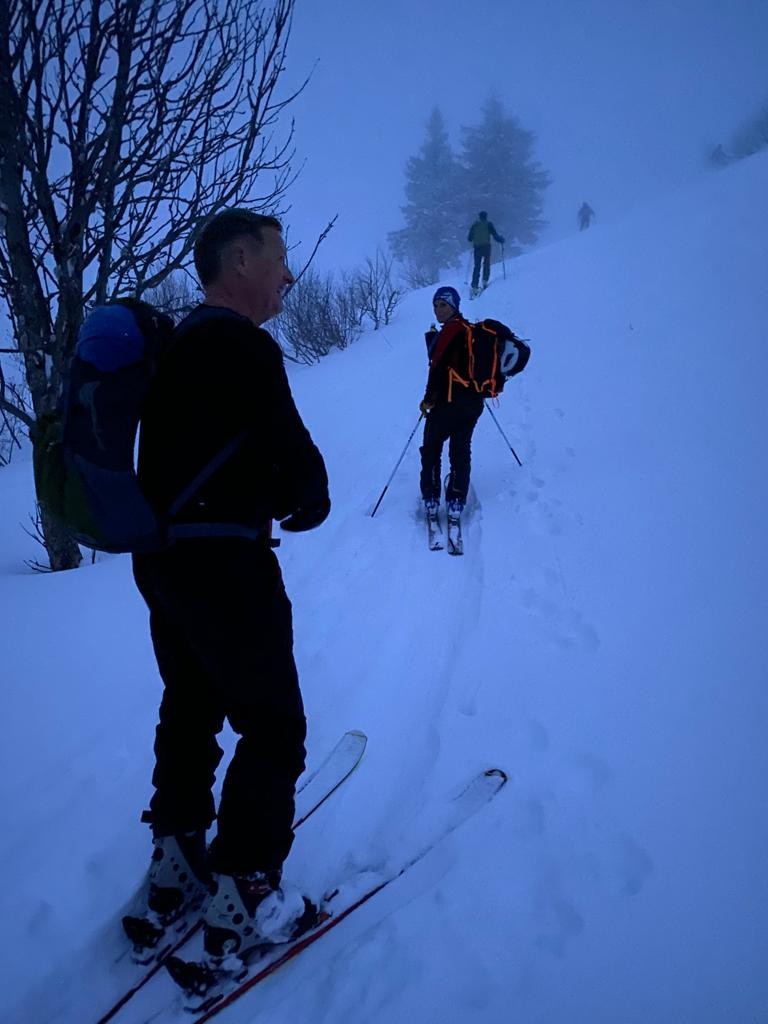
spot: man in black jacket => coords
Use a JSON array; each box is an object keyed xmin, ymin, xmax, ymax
[{"xmin": 126, "ymin": 210, "xmax": 330, "ymax": 966}]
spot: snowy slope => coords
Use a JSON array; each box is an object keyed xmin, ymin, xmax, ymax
[{"xmin": 2, "ymin": 151, "xmax": 768, "ymax": 1024}]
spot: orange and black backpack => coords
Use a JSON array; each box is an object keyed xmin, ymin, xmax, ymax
[{"xmin": 445, "ymin": 318, "xmax": 531, "ymax": 401}]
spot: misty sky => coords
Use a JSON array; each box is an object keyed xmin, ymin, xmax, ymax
[{"xmin": 280, "ymin": 0, "xmax": 767, "ymax": 273}]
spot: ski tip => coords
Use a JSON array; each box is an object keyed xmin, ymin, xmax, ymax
[
  {"xmin": 484, "ymin": 768, "xmax": 509, "ymax": 785},
  {"xmin": 339, "ymin": 730, "xmax": 368, "ymax": 759}
]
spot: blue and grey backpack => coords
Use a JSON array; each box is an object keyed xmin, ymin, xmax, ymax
[{"xmin": 33, "ymin": 299, "xmax": 248, "ymax": 554}]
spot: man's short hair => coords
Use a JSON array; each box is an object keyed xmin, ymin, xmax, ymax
[{"xmin": 194, "ymin": 209, "xmax": 282, "ymax": 287}]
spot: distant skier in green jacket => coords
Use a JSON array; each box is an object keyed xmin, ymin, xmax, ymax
[{"xmin": 467, "ymin": 211, "xmax": 504, "ymax": 297}]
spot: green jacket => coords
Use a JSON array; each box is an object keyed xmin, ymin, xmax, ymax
[{"xmin": 468, "ymin": 219, "xmax": 503, "ymax": 246}]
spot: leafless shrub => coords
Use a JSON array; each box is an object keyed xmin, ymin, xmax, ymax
[
  {"xmin": 399, "ymin": 258, "xmax": 438, "ymax": 290},
  {"xmin": 274, "ymin": 269, "xmax": 363, "ymax": 365},
  {"xmin": 352, "ymin": 248, "xmax": 402, "ymax": 330},
  {"xmin": 144, "ymin": 272, "xmax": 200, "ymax": 319},
  {"xmin": 21, "ymin": 506, "xmax": 53, "ymax": 572}
]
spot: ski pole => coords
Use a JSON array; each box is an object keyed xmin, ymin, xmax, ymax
[
  {"xmin": 501, "ymin": 242, "xmax": 506, "ymax": 280},
  {"xmin": 485, "ymin": 402, "xmax": 522, "ymax": 466},
  {"xmin": 370, "ymin": 413, "xmax": 424, "ymax": 517},
  {"xmin": 465, "ymin": 249, "xmax": 472, "ymax": 285}
]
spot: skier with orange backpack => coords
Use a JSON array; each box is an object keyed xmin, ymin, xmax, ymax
[{"xmin": 419, "ymin": 286, "xmax": 530, "ymax": 553}]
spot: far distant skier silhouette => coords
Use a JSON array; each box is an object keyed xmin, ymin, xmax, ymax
[
  {"xmin": 709, "ymin": 143, "xmax": 730, "ymax": 168},
  {"xmin": 578, "ymin": 202, "xmax": 595, "ymax": 230},
  {"xmin": 467, "ymin": 211, "xmax": 504, "ymax": 297}
]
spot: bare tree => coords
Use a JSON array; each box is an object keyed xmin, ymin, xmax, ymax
[
  {"xmin": 0, "ymin": 0, "xmax": 305, "ymax": 569},
  {"xmin": 353, "ymin": 247, "xmax": 402, "ymax": 330}
]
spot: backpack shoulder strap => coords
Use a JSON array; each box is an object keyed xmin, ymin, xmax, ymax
[
  {"xmin": 167, "ymin": 430, "xmax": 249, "ymax": 518},
  {"xmin": 151, "ymin": 305, "xmax": 253, "ymax": 520},
  {"xmin": 161, "ymin": 306, "xmax": 261, "ymax": 523},
  {"xmin": 429, "ymin": 317, "xmax": 466, "ymax": 368}
]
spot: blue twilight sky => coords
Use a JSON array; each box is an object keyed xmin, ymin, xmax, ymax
[{"xmin": 278, "ymin": 0, "xmax": 768, "ymax": 273}]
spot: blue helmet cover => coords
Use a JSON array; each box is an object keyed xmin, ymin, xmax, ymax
[{"xmin": 77, "ymin": 305, "xmax": 146, "ymax": 371}]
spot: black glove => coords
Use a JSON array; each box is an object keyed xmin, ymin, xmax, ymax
[
  {"xmin": 279, "ymin": 497, "xmax": 331, "ymax": 533},
  {"xmin": 498, "ymin": 235, "xmax": 505, "ymax": 245}
]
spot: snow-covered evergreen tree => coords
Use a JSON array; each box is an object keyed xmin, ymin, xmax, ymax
[
  {"xmin": 389, "ymin": 108, "xmax": 465, "ymax": 286},
  {"xmin": 459, "ymin": 95, "xmax": 550, "ymax": 254},
  {"xmin": 731, "ymin": 97, "xmax": 768, "ymax": 159}
]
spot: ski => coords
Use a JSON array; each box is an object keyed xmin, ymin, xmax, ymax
[
  {"xmin": 171, "ymin": 767, "xmax": 508, "ymax": 1022},
  {"xmin": 94, "ymin": 729, "xmax": 367, "ymax": 1024},
  {"xmin": 426, "ymin": 507, "xmax": 443, "ymax": 550},
  {"xmin": 446, "ymin": 511, "xmax": 463, "ymax": 556},
  {"xmin": 293, "ymin": 729, "xmax": 367, "ymax": 827}
]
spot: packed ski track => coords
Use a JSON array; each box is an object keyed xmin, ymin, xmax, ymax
[{"xmin": 2, "ymin": 151, "xmax": 768, "ymax": 1024}]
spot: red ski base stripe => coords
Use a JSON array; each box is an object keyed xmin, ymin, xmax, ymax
[
  {"xmin": 94, "ymin": 922, "xmax": 202, "ymax": 1024},
  {"xmin": 192, "ymin": 876, "xmax": 393, "ymax": 1022}
]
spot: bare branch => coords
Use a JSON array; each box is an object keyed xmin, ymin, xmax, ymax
[{"xmin": 290, "ymin": 215, "xmax": 338, "ymax": 287}]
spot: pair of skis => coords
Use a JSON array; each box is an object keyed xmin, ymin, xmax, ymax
[
  {"xmin": 176, "ymin": 766, "xmax": 507, "ymax": 1022},
  {"xmin": 96, "ymin": 729, "xmax": 367, "ymax": 1024},
  {"xmin": 95, "ymin": 731, "xmax": 507, "ymax": 1024},
  {"xmin": 427, "ymin": 506, "xmax": 463, "ymax": 556}
]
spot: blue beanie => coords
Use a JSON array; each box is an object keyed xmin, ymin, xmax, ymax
[{"xmin": 432, "ymin": 286, "xmax": 460, "ymax": 310}]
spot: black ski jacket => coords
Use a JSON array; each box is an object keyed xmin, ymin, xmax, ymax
[{"xmin": 137, "ymin": 305, "xmax": 328, "ymax": 534}]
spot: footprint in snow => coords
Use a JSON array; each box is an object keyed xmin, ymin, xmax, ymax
[
  {"xmin": 520, "ymin": 588, "xmax": 600, "ymax": 652},
  {"xmin": 565, "ymin": 752, "xmax": 612, "ymax": 795},
  {"xmin": 533, "ymin": 884, "xmax": 585, "ymax": 957}
]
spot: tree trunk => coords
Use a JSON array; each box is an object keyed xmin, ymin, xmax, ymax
[{"xmin": 39, "ymin": 504, "xmax": 83, "ymax": 571}]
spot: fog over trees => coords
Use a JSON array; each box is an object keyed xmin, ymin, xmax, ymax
[{"xmin": 389, "ymin": 96, "xmax": 550, "ymax": 284}]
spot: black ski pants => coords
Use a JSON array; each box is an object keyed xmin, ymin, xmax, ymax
[
  {"xmin": 419, "ymin": 395, "xmax": 484, "ymax": 505},
  {"xmin": 132, "ymin": 538, "xmax": 306, "ymax": 877},
  {"xmin": 471, "ymin": 244, "xmax": 492, "ymax": 289}
]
